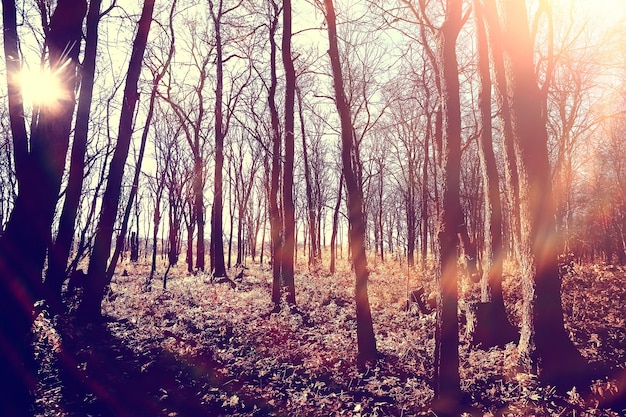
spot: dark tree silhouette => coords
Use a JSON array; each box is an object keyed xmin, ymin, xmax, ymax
[
  {"xmin": 81, "ymin": 0, "xmax": 155, "ymax": 323},
  {"xmin": 323, "ymin": 0, "xmax": 378, "ymax": 365},
  {"xmin": 107, "ymin": 19, "xmax": 175, "ymax": 285},
  {"xmin": 208, "ymin": 0, "xmax": 230, "ymax": 277},
  {"xmin": 281, "ymin": 0, "xmax": 297, "ymax": 306},
  {"xmin": 44, "ymin": 0, "xmax": 103, "ymax": 315},
  {"xmin": 267, "ymin": 0, "xmax": 283, "ymax": 310},
  {"xmin": 0, "ymin": 0, "xmax": 86, "ymax": 413}
]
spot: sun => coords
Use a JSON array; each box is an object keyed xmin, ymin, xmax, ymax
[{"xmin": 17, "ymin": 67, "xmax": 65, "ymax": 108}]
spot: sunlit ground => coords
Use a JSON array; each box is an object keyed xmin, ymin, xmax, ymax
[{"xmin": 32, "ymin": 249, "xmax": 626, "ymax": 416}]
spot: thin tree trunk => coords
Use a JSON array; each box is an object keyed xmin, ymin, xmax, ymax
[
  {"xmin": 167, "ymin": 191, "xmax": 182, "ymax": 266},
  {"xmin": 267, "ymin": 0, "xmax": 282, "ymax": 309},
  {"xmin": 149, "ymin": 193, "xmax": 163, "ymax": 284},
  {"xmin": 297, "ymin": 86, "xmax": 319, "ymax": 266},
  {"xmin": 472, "ymin": 0, "xmax": 517, "ymax": 348},
  {"xmin": 228, "ymin": 163, "xmax": 234, "ymax": 268},
  {"xmin": 281, "ymin": 0, "xmax": 297, "ymax": 306},
  {"xmin": 186, "ymin": 220, "xmax": 194, "ymax": 273},
  {"xmin": 330, "ymin": 175, "xmax": 344, "ymax": 274},
  {"xmin": 433, "ymin": 0, "xmax": 464, "ymax": 410},
  {"xmin": 260, "ymin": 203, "xmax": 267, "ymax": 265},
  {"xmin": 407, "ymin": 156, "xmax": 417, "ymax": 267},
  {"xmin": 421, "ymin": 127, "xmax": 430, "ymax": 265},
  {"xmin": 45, "ymin": 0, "xmax": 102, "ymax": 314},
  {"xmin": 106, "ymin": 58, "xmax": 165, "ymax": 285},
  {"xmin": 324, "ymin": 0, "xmax": 377, "ymax": 365},
  {"xmin": 81, "ymin": 0, "xmax": 155, "ymax": 323},
  {"xmin": 377, "ymin": 172, "xmax": 384, "ymax": 263}
]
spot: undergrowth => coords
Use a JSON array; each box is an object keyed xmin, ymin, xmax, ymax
[{"xmin": 33, "ymin": 255, "xmax": 626, "ymax": 416}]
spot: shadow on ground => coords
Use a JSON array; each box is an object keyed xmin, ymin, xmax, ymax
[{"xmin": 48, "ymin": 316, "xmax": 274, "ymax": 417}]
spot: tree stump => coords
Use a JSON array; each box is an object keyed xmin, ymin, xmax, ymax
[{"xmin": 467, "ymin": 301, "xmax": 518, "ymax": 348}]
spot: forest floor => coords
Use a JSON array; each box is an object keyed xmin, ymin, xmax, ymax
[{"xmin": 32, "ymin": 254, "xmax": 626, "ymax": 416}]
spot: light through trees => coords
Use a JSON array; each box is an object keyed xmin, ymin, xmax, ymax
[
  {"xmin": 17, "ymin": 66, "xmax": 67, "ymax": 108},
  {"xmin": 1, "ymin": 0, "xmax": 626, "ymax": 414}
]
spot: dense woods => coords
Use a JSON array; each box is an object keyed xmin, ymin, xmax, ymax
[{"xmin": 0, "ymin": 0, "xmax": 625, "ymax": 415}]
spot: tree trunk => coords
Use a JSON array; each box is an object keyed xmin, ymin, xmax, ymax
[
  {"xmin": 0, "ymin": 0, "xmax": 86, "ymax": 413},
  {"xmin": 497, "ymin": 0, "xmax": 587, "ymax": 388},
  {"xmin": 433, "ymin": 0, "xmax": 464, "ymax": 410},
  {"xmin": 471, "ymin": 0, "xmax": 517, "ymax": 348},
  {"xmin": 377, "ymin": 171, "xmax": 385, "ymax": 263},
  {"xmin": 105, "ymin": 58, "xmax": 166, "ymax": 284},
  {"xmin": 186, "ymin": 220, "xmax": 195, "ymax": 273},
  {"xmin": 81, "ymin": 0, "xmax": 154, "ymax": 323},
  {"xmin": 228, "ymin": 163, "xmax": 234, "ymax": 268},
  {"xmin": 329, "ymin": 178, "xmax": 343, "ymax": 274},
  {"xmin": 267, "ymin": 0, "xmax": 282, "ymax": 309},
  {"xmin": 297, "ymin": 86, "xmax": 319, "ymax": 267},
  {"xmin": 406, "ymin": 160, "xmax": 417, "ymax": 267},
  {"xmin": 45, "ymin": 0, "xmax": 102, "ymax": 314},
  {"xmin": 149, "ymin": 197, "xmax": 162, "ymax": 283},
  {"xmin": 281, "ymin": 0, "xmax": 297, "ymax": 306},
  {"xmin": 421, "ymin": 125, "xmax": 430, "ymax": 264},
  {"xmin": 236, "ymin": 206, "xmax": 245, "ymax": 266},
  {"xmin": 168, "ymin": 191, "xmax": 182, "ymax": 266},
  {"xmin": 324, "ymin": 0, "xmax": 377, "ymax": 365},
  {"xmin": 209, "ymin": 0, "xmax": 227, "ymax": 278},
  {"xmin": 483, "ymin": 0, "xmax": 521, "ymax": 261}
]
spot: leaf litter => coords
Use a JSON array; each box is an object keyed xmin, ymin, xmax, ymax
[{"xmin": 32, "ymin": 258, "xmax": 626, "ymax": 416}]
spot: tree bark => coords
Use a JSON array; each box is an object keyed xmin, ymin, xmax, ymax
[
  {"xmin": 81, "ymin": 0, "xmax": 155, "ymax": 323},
  {"xmin": 483, "ymin": 0, "xmax": 521, "ymax": 260},
  {"xmin": 281, "ymin": 0, "xmax": 297, "ymax": 306},
  {"xmin": 324, "ymin": 0, "xmax": 378, "ymax": 365},
  {"xmin": 471, "ymin": 0, "xmax": 517, "ymax": 348},
  {"xmin": 497, "ymin": 0, "xmax": 587, "ymax": 388},
  {"xmin": 297, "ymin": 86, "xmax": 319, "ymax": 266},
  {"xmin": 432, "ymin": 0, "xmax": 464, "ymax": 410},
  {"xmin": 0, "ymin": 0, "xmax": 86, "ymax": 412},
  {"xmin": 267, "ymin": 0, "xmax": 282, "ymax": 309},
  {"xmin": 45, "ymin": 0, "xmax": 102, "ymax": 314},
  {"xmin": 330, "ymin": 174, "xmax": 344, "ymax": 274},
  {"xmin": 208, "ymin": 0, "xmax": 228, "ymax": 277},
  {"xmin": 186, "ymin": 219, "xmax": 195, "ymax": 273}
]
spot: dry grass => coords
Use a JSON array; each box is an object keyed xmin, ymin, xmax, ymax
[{"xmin": 32, "ymin": 251, "xmax": 626, "ymax": 416}]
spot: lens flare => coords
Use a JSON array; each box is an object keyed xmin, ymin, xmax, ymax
[{"xmin": 17, "ymin": 68, "xmax": 65, "ymax": 108}]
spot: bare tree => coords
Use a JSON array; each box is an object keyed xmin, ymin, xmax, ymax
[
  {"xmin": 45, "ymin": 0, "xmax": 107, "ymax": 314},
  {"xmin": 266, "ymin": 0, "xmax": 284, "ymax": 309},
  {"xmin": 431, "ymin": 0, "xmax": 467, "ymax": 410},
  {"xmin": 496, "ymin": 0, "xmax": 588, "ymax": 388},
  {"xmin": 470, "ymin": 0, "xmax": 517, "ymax": 348},
  {"xmin": 297, "ymin": 85, "xmax": 319, "ymax": 265},
  {"xmin": 280, "ymin": 0, "xmax": 297, "ymax": 305},
  {"xmin": 80, "ymin": 0, "xmax": 155, "ymax": 323},
  {"xmin": 322, "ymin": 0, "xmax": 378, "ymax": 365},
  {"xmin": 0, "ymin": 0, "xmax": 86, "ymax": 412}
]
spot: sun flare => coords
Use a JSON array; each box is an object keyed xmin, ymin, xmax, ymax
[{"xmin": 17, "ymin": 68, "xmax": 65, "ymax": 108}]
